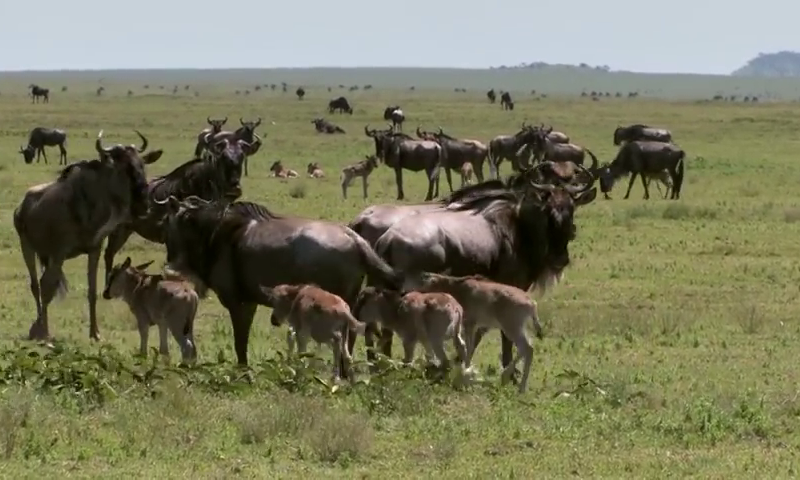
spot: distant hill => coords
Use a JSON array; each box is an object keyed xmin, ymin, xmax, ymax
[
  {"xmin": 732, "ymin": 51, "xmax": 800, "ymax": 77},
  {"xmin": 492, "ymin": 62, "xmax": 613, "ymax": 73}
]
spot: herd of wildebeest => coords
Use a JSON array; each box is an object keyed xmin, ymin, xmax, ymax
[{"xmin": 11, "ymin": 88, "xmax": 687, "ymax": 393}]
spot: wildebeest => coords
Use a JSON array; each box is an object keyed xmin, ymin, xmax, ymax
[
  {"xmin": 14, "ymin": 130, "xmax": 163, "ymax": 342},
  {"xmin": 349, "ymin": 202, "xmax": 443, "ymax": 247},
  {"xmin": 341, "ymin": 155, "xmax": 379, "ymax": 199},
  {"xmin": 296, "ymin": 87, "xmax": 306, "ymax": 100},
  {"xmin": 460, "ymin": 162, "xmax": 474, "ymax": 188},
  {"xmin": 102, "ymin": 257, "xmax": 198, "ymax": 363},
  {"xmin": 269, "ymin": 160, "xmax": 298, "ymax": 178},
  {"xmin": 263, "ymin": 284, "xmax": 366, "ymax": 381},
  {"xmin": 500, "ymin": 92, "xmax": 513, "ymax": 110},
  {"xmin": 528, "ymin": 125, "xmax": 599, "ymax": 166},
  {"xmin": 311, "ymin": 117, "xmax": 346, "ymax": 134},
  {"xmin": 416, "ymin": 126, "xmax": 489, "ymax": 188},
  {"xmin": 383, "ymin": 106, "xmax": 405, "ymax": 131},
  {"xmin": 307, "ymin": 162, "xmax": 325, "ymax": 178},
  {"xmin": 202, "ymin": 117, "xmax": 263, "ymax": 177},
  {"xmin": 102, "ymin": 133, "xmax": 257, "ymax": 283},
  {"xmin": 487, "ymin": 89, "xmax": 496, "ymax": 104},
  {"xmin": 613, "ymin": 124, "xmax": 673, "ymax": 146},
  {"xmin": 29, "ymin": 84, "xmax": 49, "ymax": 103},
  {"xmin": 155, "ymin": 196, "xmax": 403, "ymax": 366},
  {"xmin": 328, "ymin": 96, "xmax": 353, "ymax": 115},
  {"xmin": 598, "ymin": 140, "xmax": 685, "ymax": 200},
  {"xmin": 487, "ymin": 122, "xmax": 539, "ymax": 178},
  {"xmin": 366, "ymin": 162, "xmax": 597, "ymax": 375},
  {"xmin": 364, "ymin": 125, "xmax": 444, "ymax": 201},
  {"xmin": 193, "ymin": 116, "xmax": 228, "ymax": 157},
  {"xmin": 19, "ymin": 127, "xmax": 68, "ymax": 165}
]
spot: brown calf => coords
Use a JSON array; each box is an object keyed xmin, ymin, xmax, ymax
[
  {"xmin": 341, "ymin": 155, "xmax": 379, "ymax": 199},
  {"xmin": 269, "ymin": 160, "xmax": 298, "ymax": 178},
  {"xmin": 402, "ymin": 272, "xmax": 543, "ymax": 393},
  {"xmin": 459, "ymin": 161, "xmax": 474, "ymax": 188},
  {"xmin": 261, "ymin": 284, "xmax": 366, "ymax": 381},
  {"xmin": 102, "ymin": 257, "xmax": 198, "ymax": 362},
  {"xmin": 307, "ymin": 162, "xmax": 325, "ymax": 178}
]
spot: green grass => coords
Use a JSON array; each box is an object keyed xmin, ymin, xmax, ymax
[{"xmin": 2, "ymin": 69, "xmax": 800, "ymax": 478}]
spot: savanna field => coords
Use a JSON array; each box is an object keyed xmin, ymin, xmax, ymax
[{"xmin": 2, "ymin": 69, "xmax": 800, "ymax": 478}]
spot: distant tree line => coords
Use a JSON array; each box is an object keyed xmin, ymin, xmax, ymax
[{"xmin": 731, "ymin": 51, "xmax": 800, "ymax": 77}]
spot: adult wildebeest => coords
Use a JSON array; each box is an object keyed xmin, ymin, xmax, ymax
[
  {"xmin": 349, "ymin": 203, "xmax": 443, "ymax": 247},
  {"xmin": 102, "ymin": 133, "xmax": 258, "ymax": 284},
  {"xmin": 487, "ymin": 89, "xmax": 496, "ymax": 104},
  {"xmin": 360, "ymin": 162, "xmax": 598, "ymax": 374},
  {"xmin": 14, "ymin": 131, "xmax": 163, "ymax": 342},
  {"xmin": 193, "ymin": 116, "xmax": 228, "ymax": 157},
  {"xmin": 202, "ymin": 117, "xmax": 263, "ymax": 177},
  {"xmin": 528, "ymin": 126, "xmax": 599, "ymax": 167},
  {"xmin": 364, "ymin": 124, "xmax": 444, "ymax": 201},
  {"xmin": 383, "ymin": 106, "xmax": 405, "ymax": 131},
  {"xmin": 613, "ymin": 124, "xmax": 673, "ymax": 146},
  {"xmin": 487, "ymin": 122, "xmax": 539, "ymax": 179},
  {"xmin": 155, "ymin": 196, "xmax": 403, "ymax": 366},
  {"xmin": 328, "ymin": 96, "xmax": 353, "ymax": 115},
  {"xmin": 416, "ymin": 126, "xmax": 489, "ymax": 188},
  {"xmin": 311, "ymin": 117, "xmax": 346, "ymax": 134},
  {"xmin": 29, "ymin": 84, "xmax": 49, "ymax": 103},
  {"xmin": 296, "ymin": 87, "xmax": 306, "ymax": 100},
  {"xmin": 19, "ymin": 127, "xmax": 68, "ymax": 165},
  {"xmin": 598, "ymin": 140, "xmax": 685, "ymax": 200},
  {"xmin": 500, "ymin": 92, "xmax": 513, "ymax": 110}
]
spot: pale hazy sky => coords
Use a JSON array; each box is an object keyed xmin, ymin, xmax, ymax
[{"xmin": 3, "ymin": 0, "xmax": 796, "ymax": 74}]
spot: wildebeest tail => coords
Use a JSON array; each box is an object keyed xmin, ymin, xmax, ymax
[
  {"xmin": 345, "ymin": 228, "xmax": 403, "ymax": 290},
  {"xmin": 673, "ymin": 150, "xmax": 685, "ymax": 197}
]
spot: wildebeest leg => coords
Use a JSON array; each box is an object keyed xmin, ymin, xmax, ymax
[
  {"xmin": 362, "ymin": 176, "xmax": 369, "ymax": 199},
  {"xmin": 20, "ymin": 237, "xmax": 44, "ymax": 336},
  {"xmin": 640, "ymin": 174, "xmax": 650, "ymax": 200},
  {"xmin": 158, "ymin": 323, "xmax": 170, "ymax": 357},
  {"xmin": 32, "ymin": 260, "xmax": 66, "ymax": 340},
  {"xmin": 445, "ymin": 167, "xmax": 454, "ymax": 193},
  {"xmin": 137, "ymin": 317, "xmax": 149, "ymax": 357},
  {"xmin": 244, "ymin": 156, "xmax": 249, "ymax": 177},
  {"xmin": 394, "ymin": 166, "xmax": 405, "ymax": 201},
  {"xmin": 470, "ymin": 328, "xmax": 517, "ymax": 380},
  {"xmin": 41, "ymin": 147, "xmax": 49, "ymax": 165},
  {"xmin": 227, "ymin": 302, "xmax": 258, "ymax": 365},
  {"xmin": 380, "ymin": 327, "xmax": 394, "ymax": 358},
  {"xmin": 59, "ymin": 144, "xmax": 67, "ymax": 165},
  {"xmin": 103, "ymin": 226, "xmax": 134, "ymax": 283},
  {"xmin": 623, "ymin": 173, "xmax": 638, "ymax": 200},
  {"xmin": 424, "ymin": 168, "xmax": 438, "ymax": 201},
  {"xmin": 87, "ymin": 247, "xmax": 102, "ymax": 341}
]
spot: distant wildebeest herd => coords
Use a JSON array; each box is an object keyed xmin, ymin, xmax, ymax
[{"xmin": 11, "ymin": 87, "xmax": 686, "ymax": 393}]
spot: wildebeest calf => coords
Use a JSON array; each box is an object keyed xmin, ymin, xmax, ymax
[
  {"xmin": 460, "ymin": 161, "xmax": 474, "ymax": 187},
  {"xmin": 261, "ymin": 284, "xmax": 366, "ymax": 381},
  {"xmin": 269, "ymin": 160, "xmax": 298, "ymax": 178},
  {"xmin": 102, "ymin": 257, "xmax": 198, "ymax": 363},
  {"xmin": 354, "ymin": 287, "xmax": 467, "ymax": 369},
  {"xmin": 341, "ymin": 155, "xmax": 379, "ymax": 199},
  {"xmin": 307, "ymin": 162, "xmax": 325, "ymax": 178},
  {"xmin": 402, "ymin": 272, "xmax": 543, "ymax": 393}
]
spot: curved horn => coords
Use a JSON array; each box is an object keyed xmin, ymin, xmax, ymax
[
  {"xmin": 134, "ymin": 260, "xmax": 155, "ymax": 271},
  {"xmin": 254, "ymin": 117, "xmax": 261, "ymax": 127},
  {"xmin": 437, "ymin": 126, "xmax": 444, "ymax": 135},
  {"xmin": 239, "ymin": 117, "xmax": 245, "ymax": 126},
  {"xmin": 95, "ymin": 130, "xmax": 112, "ymax": 155},
  {"xmin": 364, "ymin": 124, "xmax": 374, "ymax": 137},
  {"xmin": 586, "ymin": 149, "xmax": 599, "ymax": 172},
  {"xmin": 207, "ymin": 116, "xmax": 212, "ymax": 125},
  {"xmin": 222, "ymin": 116, "xmax": 228, "ymax": 124},
  {"xmin": 521, "ymin": 120, "xmax": 528, "ymax": 129},
  {"xmin": 529, "ymin": 181, "xmax": 556, "ymax": 192},
  {"xmin": 134, "ymin": 130, "xmax": 148, "ymax": 152},
  {"xmin": 564, "ymin": 163, "xmax": 594, "ymax": 195},
  {"xmin": 416, "ymin": 125, "xmax": 424, "ymax": 138}
]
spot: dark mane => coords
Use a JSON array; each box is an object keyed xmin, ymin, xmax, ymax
[
  {"xmin": 148, "ymin": 157, "xmax": 224, "ymax": 201},
  {"xmin": 226, "ymin": 201, "xmax": 284, "ymax": 221},
  {"xmin": 57, "ymin": 159, "xmax": 107, "ymax": 181}
]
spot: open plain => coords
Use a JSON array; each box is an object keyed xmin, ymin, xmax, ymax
[{"xmin": 1, "ymin": 68, "xmax": 800, "ymax": 478}]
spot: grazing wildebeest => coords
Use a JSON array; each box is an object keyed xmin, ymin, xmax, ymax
[
  {"xmin": 416, "ymin": 126, "xmax": 489, "ymax": 188},
  {"xmin": 29, "ymin": 84, "xmax": 49, "ymax": 103},
  {"xmin": 262, "ymin": 284, "xmax": 366, "ymax": 381},
  {"xmin": 364, "ymin": 125, "xmax": 444, "ymax": 201},
  {"xmin": 155, "ymin": 196, "xmax": 403, "ymax": 366},
  {"xmin": 193, "ymin": 116, "xmax": 228, "ymax": 157},
  {"xmin": 269, "ymin": 160, "xmax": 298, "ymax": 178},
  {"xmin": 500, "ymin": 92, "xmax": 513, "ymax": 110},
  {"xmin": 598, "ymin": 140, "xmax": 685, "ymax": 200},
  {"xmin": 341, "ymin": 155, "xmax": 379, "ymax": 199},
  {"xmin": 487, "ymin": 89, "xmax": 496, "ymax": 103},
  {"xmin": 14, "ymin": 130, "xmax": 163, "ymax": 342},
  {"xmin": 613, "ymin": 124, "xmax": 673, "ymax": 146},
  {"xmin": 307, "ymin": 162, "xmax": 325, "ymax": 178},
  {"xmin": 19, "ymin": 127, "xmax": 68, "ymax": 165},
  {"xmin": 311, "ymin": 117, "xmax": 346, "ymax": 134},
  {"xmin": 383, "ymin": 106, "xmax": 405, "ymax": 131},
  {"xmin": 328, "ymin": 96, "xmax": 353, "ymax": 115},
  {"xmin": 487, "ymin": 122, "xmax": 539, "ymax": 179},
  {"xmin": 102, "ymin": 133, "xmax": 257, "ymax": 283},
  {"xmin": 203, "ymin": 117, "xmax": 263, "ymax": 177},
  {"xmin": 528, "ymin": 125, "xmax": 599, "ymax": 166},
  {"xmin": 296, "ymin": 87, "xmax": 306, "ymax": 100},
  {"xmin": 364, "ymin": 162, "xmax": 597, "ymax": 376},
  {"xmin": 102, "ymin": 257, "xmax": 198, "ymax": 363}
]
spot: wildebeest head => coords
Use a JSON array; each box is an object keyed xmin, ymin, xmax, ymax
[
  {"xmin": 18, "ymin": 145, "xmax": 35, "ymax": 164},
  {"xmin": 415, "ymin": 125, "xmax": 436, "ymax": 141},
  {"xmin": 307, "ymin": 162, "xmax": 321, "ymax": 174},
  {"xmin": 259, "ymin": 284, "xmax": 304, "ymax": 326},
  {"xmin": 207, "ymin": 116, "xmax": 228, "ymax": 134},
  {"xmin": 202, "ymin": 133, "xmax": 259, "ymax": 199},
  {"xmin": 94, "ymin": 130, "xmax": 163, "ymax": 218},
  {"xmin": 364, "ymin": 124, "xmax": 396, "ymax": 160},
  {"xmin": 596, "ymin": 162, "xmax": 619, "ymax": 194},
  {"xmin": 102, "ymin": 256, "xmax": 155, "ymax": 300}
]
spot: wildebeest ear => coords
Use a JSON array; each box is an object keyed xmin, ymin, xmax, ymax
[
  {"xmin": 573, "ymin": 187, "xmax": 598, "ymax": 206},
  {"xmin": 135, "ymin": 260, "xmax": 155, "ymax": 271},
  {"xmin": 122, "ymin": 257, "xmax": 132, "ymax": 269},
  {"xmin": 142, "ymin": 149, "xmax": 163, "ymax": 164}
]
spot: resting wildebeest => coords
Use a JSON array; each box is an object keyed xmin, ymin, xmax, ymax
[
  {"xmin": 19, "ymin": 127, "xmax": 68, "ymax": 165},
  {"xmin": 487, "ymin": 89, "xmax": 496, "ymax": 104},
  {"xmin": 364, "ymin": 124, "xmax": 444, "ymax": 201},
  {"xmin": 311, "ymin": 117, "xmax": 346, "ymax": 134},
  {"xmin": 500, "ymin": 92, "xmax": 513, "ymax": 110},
  {"xmin": 528, "ymin": 125, "xmax": 599, "ymax": 166},
  {"xmin": 383, "ymin": 106, "xmax": 405, "ymax": 131},
  {"xmin": 613, "ymin": 124, "xmax": 672, "ymax": 146},
  {"xmin": 416, "ymin": 126, "xmax": 489, "ymax": 187},
  {"xmin": 29, "ymin": 84, "xmax": 49, "ymax": 103},
  {"xmin": 296, "ymin": 87, "xmax": 306, "ymax": 100},
  {"xmin": 193, "ymin": 116, "xmax": 228, "ymax": 157},
  {"xmin": 328, "ymin": 96, "xmax": 353, "ymax": 115},
  {"xmin": 487, "ymin": 122, "xmax": 539, "ymax": 179},
  {"xmin": 598, "ymin": 140, "xmax": 685, "ymax": 200},
  {"xmin": 202, "ymin": 117, "xmax": 263, "ymax": 177},
  {"xmin": 102, "ymin": 133, "xmax": 258, "ymax": 284},
  {"xmin": 155, "ymin": 196, "xmax": 403, "ymax": 366},
  {"xmin": 360, "ymin": 162, "xmax": 598, "ymax": 374},
  {"xmin": 14, "ymin": 130, "xmax": 163, "ymax": 342}
]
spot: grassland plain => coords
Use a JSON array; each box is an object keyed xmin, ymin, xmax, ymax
[{"xmin": 1, "ymin": 69, "xmax": 800, "ymax": 478}]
